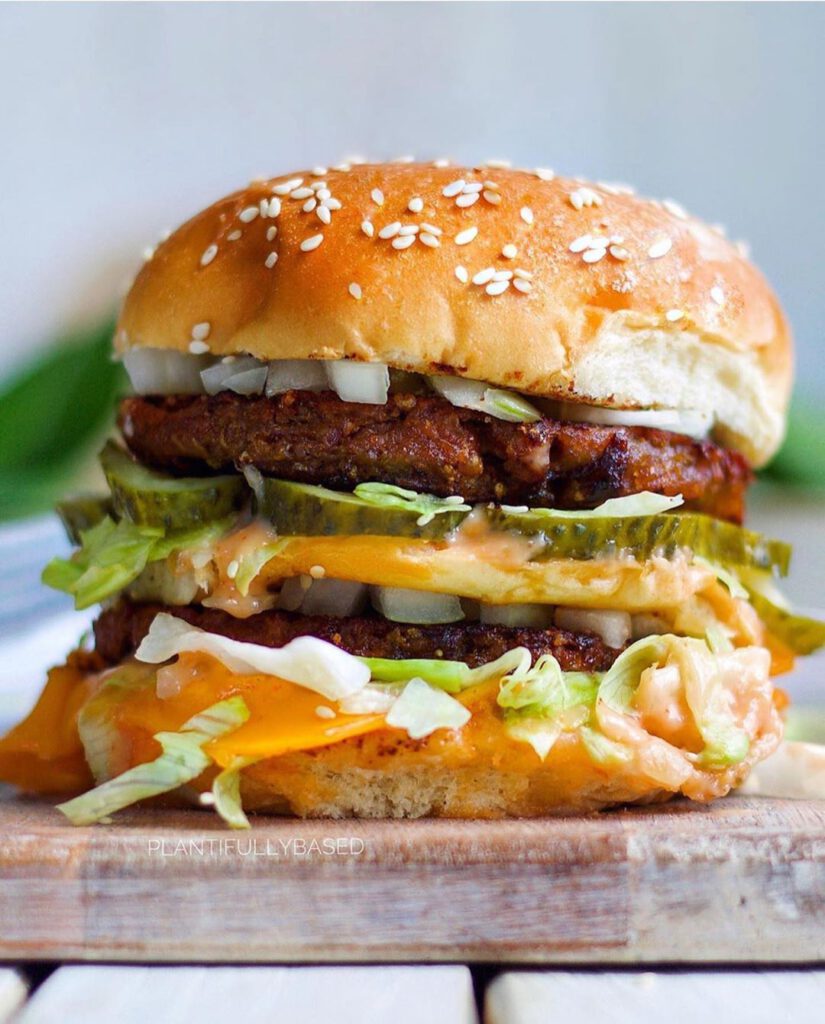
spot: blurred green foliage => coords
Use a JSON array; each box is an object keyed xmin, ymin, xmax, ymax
[
  {"xmin": 0, "ymin": 318, "xmax": 124, "ymax": 521},
  {"xmin": 0, "ymin": 317, "xmax": 822, "ymax": 521}
]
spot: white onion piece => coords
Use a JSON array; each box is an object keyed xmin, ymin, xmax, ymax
[
  {"xmin": 370, "ymin": 586, "xmax": 464, "ymax": 624},
  {"xmin": 480, "ymin": 603, "xmax": 555, "ymax": 628},
  {"xmin": 299, "ymin": 579, "xmax": 369, "ymax": 617},
  {"xmin": 326, "ymin": 361, "xmax": 390, "ymax": 404},
  {"xmin": 123, "ymin": 348, "xmax": 208, "ymax": 395},
  {"xmin": 277, "ymin": 576, "xmax": 311, "ymax": 611},
  {"xmin": 631, "ymin": 613, "xmax": 670, "ymax": 640},
  {"xmin": 555, "ymin": 607, "xmax": 632, "ymax": 648},
  {"xmin": 242, "ymin": 465, "xmax": 265, "ymax": 504},
  {"xmin": 430, "ymin": 375, "xmax": 541, "ymax": 423},
  {"xmin": 265, "ymin": 359, "xmax": 329, "ymax": 397},
  {"xmin": 201, "ymin": 356, "xmax": 266, "ymax": 395},
  {"xmin": 555, "ymin": 401, "xmax": 712, "ymax": 440},
  {"xmin": 223, "ymin": 366, "xmax": 268, "ymax": 395}
]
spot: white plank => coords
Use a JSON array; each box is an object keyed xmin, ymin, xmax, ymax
[
  {"xmin": 485, "ymin": 970, "xmax": 825, "ymax": 1024},
  {"xmin": 0, "ymin": 969, "xmax": 27, "ymax": 1022},
  {"xmin": 17, "ymin": 965, "xmax": 477, "ymax": 1024}
]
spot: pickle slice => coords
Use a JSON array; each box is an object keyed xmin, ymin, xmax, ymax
[
  {"xmin": 56, "ymin": 496, "xmax": 111, "ymax": 544},
  {"xmin": 100, "ymin": 441, "xmax": 245, "ymax": 531},
  {"xmin": 490, "ymin": 507, "xmax": 791, "ymax": 576},
  {"xmin": 747, "ymin": 590, "xmax": 825, "ymax": 655},
  {"xmin": 256, "ymin": 478, "xmax": 469, "ymax": 539}
]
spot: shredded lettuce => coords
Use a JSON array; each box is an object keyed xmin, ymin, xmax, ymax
[
  {"xmin": 42, "ymin": 515, "xmax": 228, "ymax": 609},
  {"xmin": 694, "ymin": 556, "xmax": 749, "ymax": 599},
  {"xmin": 211, "ymin": 756, "xmax": 258, "ymax": 829},
  {"xmin": 579, "ymin": 726, "xmax": 634, "ymax": 766},
  {"xmin": 504, "ymin": 719, "xmax": 562, "ymax": 761},
  {"xmin": 598, "ymin": 636, "xmax": 670, "ymax": 715},
  {"xmin": 430, "ymin": 375, "xmax": 543, "ymax": 423},
  {"xmin": 361, "ymin": 647, "xmax": 531, "ymax": 693},
  {"xmin": 57, "ymin": 696, "xmax": 249, "ymax": 825},
  {"xmin": 500, "ymin": 490, "xmax": 684, "ymax": 520},
  {"xmin": 498, "ymin": 656, "xmax": 600, "ymax": 718},
  {"xmin": 354, "ymin": 482, "xmax": 471, "ymax": 526},
  {"xmin": 233, "ymin": 540, "xmax": 288, "ymax": 597},
  {"xmin": 384, "ymin": 677, "xmax": 470, "ymax": 739},
  {"xmin": 137, "ymin": 613, "xmax": 370, "ymax": 701}
]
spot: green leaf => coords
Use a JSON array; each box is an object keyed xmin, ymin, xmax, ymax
[
  {"xmin": 353, "ymin": 482, "xmax": 471, "ymax": 526},
  {"xmin": 498, "ymin": 656, "xmax": 599, "ymax": 719},
  {"xmin": 211, "ymin": 757, "xmax": 258, "ymax": 830},
  {"xmin": 57, "ymin": 696, "xmax": 249, "ymax": 825},
  {"xmin": 0, "ymin": 317, "xmax": 125, "ymax": 520}
]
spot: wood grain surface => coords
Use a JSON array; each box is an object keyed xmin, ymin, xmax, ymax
[{"xmin": 1, "ymin": 790, "xmax": 823, "ymax": 964}]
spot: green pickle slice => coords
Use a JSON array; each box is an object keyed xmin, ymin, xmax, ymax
[
  {"xmin": 56, "ymin": 496, "xmax": 111, "ymax": 544},
  {"xmin": 746, "ymin": 590, "xmax": 825, "ymax": 655},
  {"xmin": 100, "ymin": 441, "xmax": 245, "ymax": 531},
  {"xmin": 256, "ymin": 478, "xmax": 469, "ymax": 540}
]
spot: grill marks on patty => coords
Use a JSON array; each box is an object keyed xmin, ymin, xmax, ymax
[
  {"xmin": 94, "ymin": 601, "xmax": 625, "ymax": 673},
  {"xmin": 119, "ymin": 391, "xmax": 751, "ymax": 523}
]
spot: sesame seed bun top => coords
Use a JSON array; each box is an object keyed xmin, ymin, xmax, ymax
[{"xmin": 116, "ymin": 161, "xmax": 792, "ymax": 466}]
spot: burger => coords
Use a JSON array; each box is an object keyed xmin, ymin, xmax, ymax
[{"xmin": 1, "ymin": 160, "xmax": 821, "ymax": 826}]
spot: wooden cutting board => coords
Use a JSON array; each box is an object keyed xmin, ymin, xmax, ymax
[{"xmin": 1, "ymin": 790, "xmax": 823, "ymax": 964}]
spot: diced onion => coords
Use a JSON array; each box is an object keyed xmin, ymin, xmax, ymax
[
  {"xmin": 299, "ymin": 579, "xmax": 369, "ymax": 617},
  {"xmin": 555, "ymin": 607, "xmax": 632, "ymax": 648},
  {"xmin": 554, "ymin": 401, "xmax": 712, "ymax": 440},
  {"xmin": 480, "ymin": 603, "xmax": 554, "ymax": 628},
  {"xmin": 370, "ymin": 585, "xmax": 465, "ymax": 624},
  {"xmin": 276, "ymin": 576, "xmax": 311, "ymax": 611},
  {"xmin": 631, "ymin": 613, "xmax": 670, "ymax": 640},
  {"xmin": 430, "ymin": 375, "xmax": 542, "ymax": 423},
  {"xmin": 265, "ymin": 359, "xmax": 329, "ymax": 397},
  {"xmin": 326, "ymin": 361, "xmax": 390, "ymax": 404},
  {"xmin": 123, "ymin": 348, "xmax": 208, "ymax": 395},
  {"xmin": 201, "ymin": 357, "xmax": 267, "ymax": 396}
]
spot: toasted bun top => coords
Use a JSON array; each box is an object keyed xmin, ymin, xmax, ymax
[{"xmin": 117, "ymin": 161, "xmax": 792, "ymax": 466}]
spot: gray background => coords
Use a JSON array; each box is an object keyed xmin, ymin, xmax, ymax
[{"xmin": 0, "ymin": 2, "xmax": 823, "ymax": 402}]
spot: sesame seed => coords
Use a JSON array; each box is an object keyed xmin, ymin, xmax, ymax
[
  {"xmin": 432, "ymin": 158, "xmax": 450, "ymax": 168},
  {"xmin": 482, "ymin": 190, "xmax": 501, "ymax": 205},
  {"xmin": 420, "ymin": 223, "xmax": 442, "ymax": 235},
  {"xmin": 361, "ymin": 219, "xmax": 375, "ymax": 238},
  {"xmin": 455, "ymin": 226, "xmax": 478, "ymax": 246},
  {"xmin": 455, "ymin": 192, "xmax": 479, "ymax": 208},
  {"xmin": 710, "ymin": 286, "xmax": 725, "ymax": 306},
  {"xmin": 227, "ymin": 230, "xmax": 242, "ymax": 242},
  {"xmin": 314, "ymin": 186, "xmax": 331, "ymax": 198},
  {"xmin": 267, "ymin": 197, "xmax": 282, "ymax": 217},
  {"xmin": 259, "ymin": 199, "xmax": 269, "ymax": 216},
  {"xmin": 300, "ymin": 233, "xmax": 324, "ymax": 252},
  {"xmin": 239, "ymin": 206, "xmax": 259, "ymax": 223},
  {"xmin": 648, "ymin": 237, "xmax": 673, "ymax": 259},
  {"xmin": 265, "ymin": 251, "xmax": 278, "ymax": 269},
  {"xmin": 609, "ymin": 245, "xmax": 630, "ymax": 261},
  {"xmin": 200, "ymin": 244, "xmax": 218, "ymax": 267},
  {"xmin": 665, "ymin": 309, "xmax": 685, "ymax": 322},
  {"xmin": 492, "ymin": 269, "xmax": 513, "ymax": 282},
  {"xmin": 371, "ymin": 188, "xmax": 385, "ymax": 206},
  {"xmin": 569, "ymin": 235, "xmax": 592, "ymax": 254},
  {"xmin": 582, "ymin": 247, "xmax": 607, "ymax": 264},
  {"xmin": 189, "ymin": 339, "xmax": 210, "ymax": 354},
  {"xmin": 455, "ymin": 265, "xmax": 469, "ymax": 283},
  {"xmin": 348, "ymin": 282, "xmax": 363, "ymax": 300},
  {"xmin": 333, "ymin": 162, "xmax": 351, "ymax": 173},
  {"xmin": 398, "ymin": 224, "xmax": 419, "ymax": 236},
  {"xmin": 513, "ymin": 268, "xmax": 533, "ymax": 280},
  {"xmin": 483, "ymin": 181, "xmax": 500, "ymax": 191},
  {"xmin": 266, "ymin": 225, "xmax": 278, "ymax": 241},
  {"xmin": 472, "ymin": 267, "xmax": 496, "ymax": 285},
  {"xmin": 302, "ymin": 197, "xmax": 317, "ymax": 212},
  {"xmin": 534, "ymin": 167, "xmax": 555, "ymax": 181},
  {"xmin": 393, "ymin": 154, "xmax": 415, "ymax": 164},
  {"xmin": 663, "ymin": 198, "xmax": 688, "ymax": 220},
  {"xmin": 379, "ymin": 221, "xmax": 401, "ymax": 239},
  {"xmin": 309, "ymin": 564, "xmax": 327, "ymax": 579},
  {"xmin": 323, "ymin": 197, "xmax": 342, "ymax": 211},
  {"xmin": 569, "ymin": 187, "xmax": 603, "ymax": 211},
  {"xmin": 513, "ymin": 278, "xmax": 532, "ymax": 293},
  {"xmin": 315, "ymin": 705, "xmax": 336, "ymax": 720},
  {"xmin": 501, "ymin": 243, "xmax": 518, "ymax": 259},
  {"xmin": 486, "ymin": 279, "xmax": 510, "ymax": 295},
  {"xmin": 462, "ymin": 182, "xmax": 483, "ymax": 194},
  {"xmin": 408, "ymin": 196, "xmax": 424, "ymax": 213},
  {"xmin": 392, "ymin": 234, "xmax": 415, "ymax": 250},
  {"xmin": 316, "ymin": 205, "xmax": 331, "ymax": 224},
  {"xmin": 226, "ymin": 559, "xmax": 239, "ymax": 579},
  {"xmin": 312, "ymin": 166, "xmax": 328, "ymax": 176},
  {"xmin": 588, "ymin": 236, "xmax": 610, "ymax": 248},
  {"xmin": 520, "ymin": 206, "xmax": 534, "ymax": 225},
  {"xmin": 443, "ymin": 179, "xmax": 466, "ymax": 198},
  {"xmin": 191, "ymin": 322, "xmax": 211, "ymax": 340},
  {"xmin": 272, "ymin": 177, "xmax": 303, "ymax": 195},
  {"xmin": 485, "ymin": 158, "xmax": 512, "ymax": 169},
  {"xmin": 419, "ymin": 232, "xmax": 440, "ymax": 248}
]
